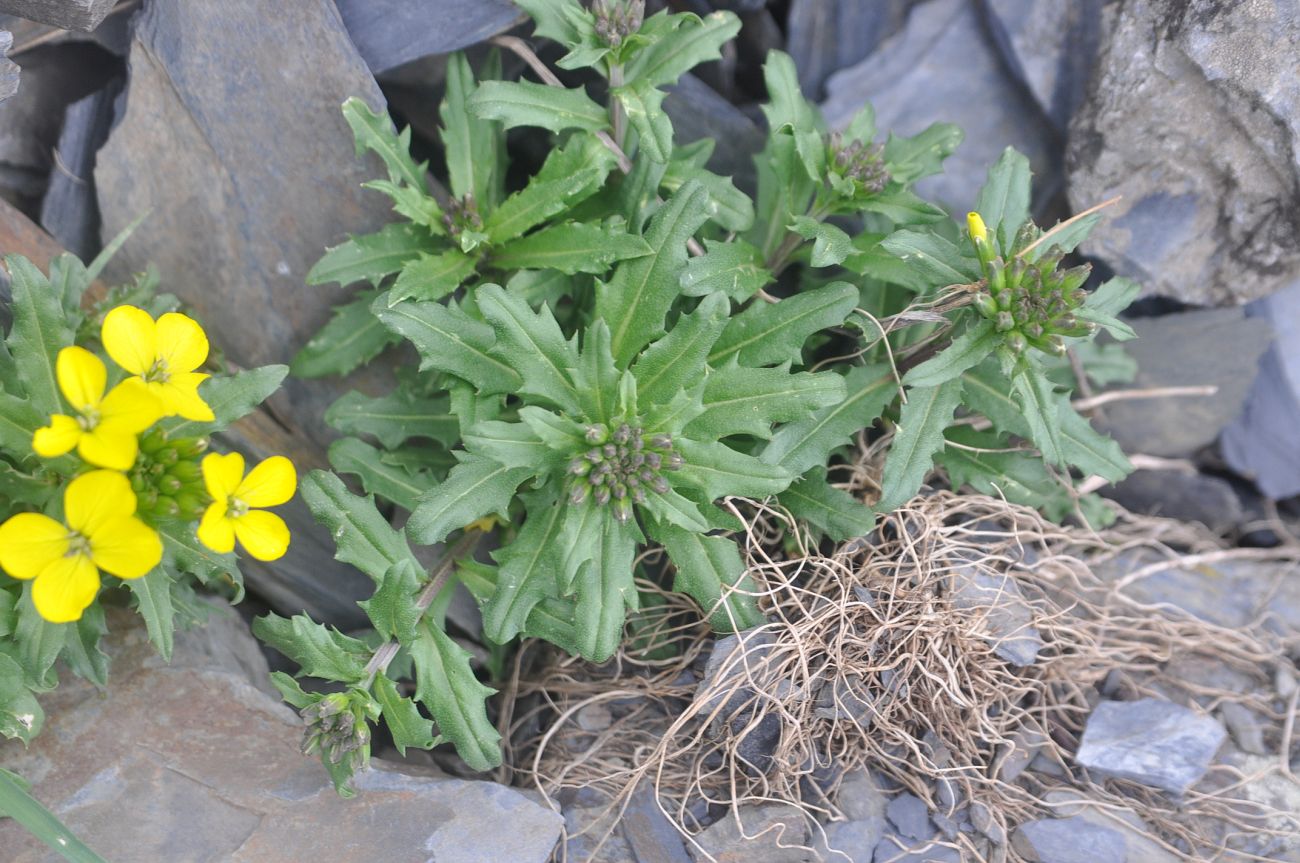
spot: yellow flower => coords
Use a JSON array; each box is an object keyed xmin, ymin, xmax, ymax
[
  {"xmin": 32, "ymin": 346, "xmax": 164, "ymax": 470},
  {"xmin": 967, "ymin": 211, "xmax": 988, "ymax": 244},
  {"xmin": 197, "ymin": 452, "xmax": 296, "ymax": 562},
  {"xmin": 102, "ymin": 305, "xmax": 215, "ymax": 422},
  {"xmin": 0, "ymin": 471, "xmax": 162, "ymax": 623}
]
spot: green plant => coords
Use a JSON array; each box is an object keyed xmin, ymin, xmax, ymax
[{"xmin": 270, "ymin": 0, "xmax": 1136, "ymax": 790}]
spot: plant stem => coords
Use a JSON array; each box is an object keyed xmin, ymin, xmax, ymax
[
  {"xmin": 608, "ymin": 63, "xmax": 626, "ymax": 150},
  {"xmin": 0, "ymin": 770, "xmax": 108, "ymax": 863}
]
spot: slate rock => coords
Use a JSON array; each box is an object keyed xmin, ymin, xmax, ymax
[
  {"xmin": 1042, "ymin": 791, "xmax": 1180, "ymax": 863},
  {"xmin": 947, "ymin": 560, "xmax": 1042, "ymax": 666},
  {"xmin": 817, "ymin": 817, "xmax": 886, "ymax": 863},
  {"xmin": 1222, "ymin": 280, "xmax": 1300, "ymax": 498},
  {"xmin": 872, "ymin": 833, "xmax": 962, "ymax": 863},
  {"xmin": 1100, "ymin": 469, "xmax": 1243, "ymax": 533},
  {"xmin": 696, "ymin": 631, "xmax": 786, "ymax": 773},
  {"xmin": 563, "ymin": 797, "xmax": 636, "ymax": 863},
  {"xmin": 884, "ymin": 793, "xmax": 931, "ymax": 841},
  {"xmin": 1075, "ymin": 698, "xmax": 1226, "ymax": 796},
  {"xmin": 1097, "ymin": 307, "xmax": 1270, "ymax": 459},
  {"xmin": 621, "ymin": 784, "xmax": 694, "ymax": 863},
  {"xmin": 837, "ymin": 768, "xmax": 889, "ymax": 823},
  {"xmin": 39, "ymin": 79, "xmax": 117, "ymax": 259},
  {"xmin": 0, "ymin": 604, "xmax": 563, "ymax": 862},
  {"xmin": 691, "ymin": 804, "xmax": 812, "ymax": 863},
  {"xmin": 981, "ymin": 0, "xmax": 1108, "ymax": 132},
  {"xmin": 1066, "ymin": 0, "xmax": 1300, "ymax": 306},
  {"xmin": 664, "ymin": 72, "xmax": 763, "ymax": 193},
  {"xmin": 1012, "ymin": 816, "xmax": 1127, "ymax": 863},
  {"xmin": 93, "ymin": 0, "xmax": 401, "ymax": 626},
  {"xmin": 0, "ymin": 0, "xmax": 114, "ymax": 31},
  {"xmin": 1218, "ymin": 702, "xmax": 1267, "ymax": 757},
  {"xmin": 335, "ymin": 0, "xmax": 524, "ymax": 76},
  {"xmin": 785, "ymin": 0, "xmax": 920, "ymax": 101},
  {"xmin": 0, "ymin": 29, "xmax": 16, "ymax": 102},
  {"xmin": 821, "ymin": 0, "xmax": 1055, "ymax": 216}
]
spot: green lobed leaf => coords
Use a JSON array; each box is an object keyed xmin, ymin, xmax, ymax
[
  {"xmin": 655, "ymin": 522, "xmax": 763, "ymax": 633},
  {"xmin": 598, "ymin": 181, "xmax": 712, "ymax": 367},
  {"xmin": 159, "ymin": 521, "xmax": 242, "ymax": 595},
  {"xmin": 660, "ymin": 159, "xmax": 755, "ymax": 233},
  {"xmin": 325, "ymin": 389, "xmax": 458, "ymax": 450},
  {"xmin": 631, "ymin": 293, "xmax": 729, "ymax": 407},
  {"xmin": 166, "ymin": 365, "xmax": 288, "ymax": 438},
  {"xmin": 777, "ymin": 467, "xmax": 875, "ymax": 541},
  {"xmin": 1011, "ymin": 363, "xmax": 1065, "ymax": 467},
  {"xmin": 903, "ymin": 319, "xmax": 1001, "ymax": 388},
  {"xmin": 1059, "ymin": 405, "xmax": 1132, "ymax": 482},
  {"xmin": 0, "ymin": 769, "xmax": 111, "ymax": 863},
  {"xmin": 376, "ymin": 299, "xmax": 522, "ymax": 395},
  {"xmin": 60, "ymin": 604, "xmax": 109, "ymax": 688},
  {"xmin": 1027, "ymin": 212, "xmax": 1102, "ymax": 261},
  {"xmin": 709, "ymin": 281, "xmax": 857, "ymax": 368},
  {"xmin": 876, "ymin": 377, "xmax": 964, "ymax": 512},
  {"xmin": 5, "ymin": 254, "xmax": 73, "ymax": 417},
  {"xmin": 0, "ymin": 652, "xmax": 44, "ymax": 743},
  {"xmin": 405, "ymin": 455, "xmax": 533, "ymax": 547},
  {"xmin": 299, "ymin": 470, "xmax": 416, "ymax": 582},
  {"xmin": 571, "ymin": 322, "xmax": 624, "ymax": 425},
  {"xmin": 673, "ymin": 438, "xmax": 793, "ymax": 501},
  {"xmin": 761, "ymin": 363, "xmax": 896, "ymax": 475},
  {"xmin": 342, "ymin": 97, "xmax": 426, "ymax": 190},
  {"xmin": 614, "ymin": 80, "xmax": 674, "ymax": 163},
  {"xmin": 307, "ymin": 223, "xmax": 432, "ymax": 288},
  {"xmin": 292, "ymin": 290, "xmax": 401, "ymax": 379},
  {"xmin": 938, "ymin": 426, "xmax": 1076, "ymax": 522},
  {"xmin": 758, "ymin": 50, "xmax": 820, "ymax": 134},
  {"xmin": 513, "ymin": 0, "xmax": 585, "ymax": 44},
  {"xmin": 484, "ymin": 136, "xmax": 617, "ymax": 244},
  {"xmin": 469, "ymin": 80, "xmax": 606, "ymax": 133},
  {"xmin": 883, "ymin": 122, "xmax": 963, "ymax": 183},
  {"xmin": 974, "ymin": 147, "xmax": 1032, "ymax": 252},
  {"xmin": 482, "ymin": 491, "xmax": 567, "ymax": 643},
  {"xmin": 879, "ymin": 230, "xmax": 981, "ymax": 289},
  {"xmin": 477, "ymin": 284, "xmax": 582, "ymax": 413},
  {"xmin": 372, "ymin": 673, "xmax": 437, "ymax": 756},
  {"xmin": 329, "ymin": 437, "xmax": 430, "ymax": 513},
  {"xmin": 490, "ymin": 221, "xmax": 652, "ymax": 275},
  {"xmin": 14, "ymin": 588, "xmax": 65, "ymax": 691},
  {"xmin": 442, "ymin": 52, "xmax": 505, "ymax": 209},
  {"xmin": 359, "ymin": 558, "xmax": 424, "ymax": 644},
  {"xmin": 410, "ymin": 619, "xmax": 501, "ymax": 771},
  {"xmin": 679, "ymin": 239, "xmax": 773, "ymax": 301},
  {"xmin": 627, "ymin": 10, "xmax": 741, "ymax": 89},
  {"xmin": 857, "ymin": 189, "xmax": 948, "ymax": 224},
  {"xmin": 572, "ymin": 513, "xmax": 639, "ymax": 662},
  {"xmin": 252, "ymin": 613, "xmax": 370, "ymax": 683},
  {"xmin": 685, "ymin": 361, "xmax": 847, "ymax": 440},
  {"xmin": 461, "ymin": 421, "xmax": 551, "ymax": 470},
  {"xmin": 125, "ymin": 568, "xmax": 176, "ymax": 662},
  {"xmin": 0, "ymin": 392, "xmax": 44, "ymax": 456},
  {"xmin": 789, "ymin": 216, "xmax": 853, "ymax": 268},
  {"xmin": 388, "ymin": 250, "xmax": 477, "ymax": 306}
]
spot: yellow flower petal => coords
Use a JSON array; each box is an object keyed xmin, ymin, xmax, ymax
[
  {"xmin": 77, "ymin": 426, "xmax": 139, "ymax": 471},
  {"xmin": 154, "ymin": 312, "xmax": 209, "ymax": 374},
  {"xmin": 233, "ymin": 510, "xmax": 290, "ymax": 561},
  {"xmin": 202, "ymin": 452, "xmax": 245, "ymax": 501},
  {"xmin": 32, "ymin": 414, "xmax": 82, "ymax": 458},
  {"xmin": 65, "ymin": 470, "xmax": 138, "ymax": 537},
  {"xmin": 197, "ymin": 503, "xmax": 236, "ymax": 554},
  {"xmin": 967, "ymin": 211, "xmax": 988, "ymax": 243},
  {"xmin": 101, "ymin": 305, "xmax": 157, "ymax": 377},
  {"xmin": 99, "ymin": 379, "xmax": 164, "ymax": 435},
  {"xmin": 56, "ymin": 346, "xmax": 106, "ymax": 412},
  {"xmin": 235, "ymin": 456, "xmax": 296, "ymax": 508},
  {"xmin": 89, "ymin": 515, "xmax": 162, "ymax": 580},
  {"xmin": 31, "ymin": 553, "xmax": 100, "ymax": 623},
  {"xmin": 0, "ymin": 513, "xmax": 70, "ymax": 580},
  {"xmin": 152, "ymin": 373, "xmax": 214, "ymax": 422}
]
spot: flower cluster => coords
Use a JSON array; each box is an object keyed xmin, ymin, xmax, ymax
[
  {"xmin": 0, "ymin": 305, "xmax": 296, "ymax": 622},
  {"xmin": 592, "ymin": 0, "xmax": 644, "ymax": 48},
  {"xmin": 967, "ymin": 212, "xmax": 1095, "ymax": 356},
  {"xmin": 566, "ymin": 421, "xmax": 682, "ymax": 523},
  {"xmin": 827, "ymin": 131, "xmax": 890, "ymax": 197}
]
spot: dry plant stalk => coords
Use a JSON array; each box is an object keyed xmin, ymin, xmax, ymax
[{"xmin": 501, "ymin": 474, "xmax": 1299, "ymax": 863}]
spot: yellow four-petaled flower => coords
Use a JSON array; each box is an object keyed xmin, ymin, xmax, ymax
[
  {"xmin": 102, "ymin": 305, "xmax": 215, "ymax": 422},
  {"xmin": 32, "ymin": 347, "xmax": 163, "ymax": 470},
  {"xmin": 0, "ymin": 471, "xmax": 163, "ymax": 623},
  {"xmin": 197, "ymin": 452, "xmax": 296, "ymax": 562}
]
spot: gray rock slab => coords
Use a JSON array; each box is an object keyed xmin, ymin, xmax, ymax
[
  {"xmin": 696, "ymin": 631, "xmax": 786, "ymax": 772},
  {"xmin": 1042, "ymin": 791, "xmax": 1180, "ymax": 863},
  {"xmin": 1100, "ymin": 469, "xmax": 1244, "ymax": 534},
  {"xmin": 664, "ymin": 73, "xmax": 763, "ymax": 193},
  {"xmin": 0, "ymin": 30, "xmax": 16, "ymax": 103},
  {"xmin": 1012, "ymin": 816, "xmax": 1127, "ymax": 863},
  {"xmin": 885, "ymin": 793, "xmax": 931, "ymax": 841},
  {"xmin": 39, "ymin": 80, "xmax": 116, "ymax": 259},
  {"xmin": 947, "ymin": 563, "xmax": 1042, "ymax": 666},
  {"xmin": 691, "ymin": 804, "xmax": 812, "ymax": 862},
  {"xmin": 837, "ymin": 768, "xmax": 889, "ymax": 823},
  {"xmin": 872, "ymin": 833, "xmax": 962, "ymax": 863},
  {"xmin": 817, "ymin": 817, "xmax": 886, "ymax": 863},
  {"xmin": 1223, "ymin": 280, "xmax": 1300, "ymax": 498},
  {"xmin": 0, "ymin": 0, "xmax": 114, "ymax": 31},
  {"xmin": 1097, "ymin": 307, "xmax": 1270, "ymax": 458},
  {"xmin": 785, "ymin": 0, "xmax": 919, "ymax": 101},
  {"xmin": 0, "ymin": 605, "xmax": 562, "ymax": 863},
  {"xmin": 335, "ymin": 0, "xmax": 524, "ymax": 76},
  {"xmin": 1066, "ymin": 0, "xmax": 1300, "ymax": 306},
  {"xmin": 1075, "ymin": 698, "xmax": 1226, "ymax": 796},
  {"xmin": 821, "ymin": 0, "xmax": 1055, "ymax": 216}
]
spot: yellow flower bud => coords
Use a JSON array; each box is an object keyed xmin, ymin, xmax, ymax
[{"xmin": 967, "ymin": 212, "xmax": 988, "ymax": 243}]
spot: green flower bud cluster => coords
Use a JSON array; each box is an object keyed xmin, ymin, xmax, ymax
[
  {"xmin": 827, "ymin": 131, "xmax": 889, "ymax": 197},
  {"xmin": 968, "ymin": 216, "xmax": 1096, "ymax": 356},
  {"xmin": 593, "ymin": 0, "xmax": 644, "ymax": 48},
  {"xmin": 299, "ymin": 690, "xmax": 377, "ymax": 772},
  {"xmin": 441, "ymin": 194, "xmax": 482, "ymax": 239},
  {"xmin": 130, "ymin": 429, "xmax": 209, "ymax": 522},
  {"xmin": 567, "ymin": 420, "xmax": 682, "ymax": 523}
]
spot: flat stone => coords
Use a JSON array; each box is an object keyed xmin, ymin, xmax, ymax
[
  {"xmin": 0, "ymin": 605, "xmax": 562, "ymax": 862},
  {"xmin": 0, "ymin": 0, "xmax": 114, "ymax": 31},
  {"xmin": 1100, "ymin": 469, "xmax": 1244, "ymax": 534},
  {"xmin": 1219, "ymin": 702, "xmax": 1267, "ymax": 757},
  {"xmin": 872, "ymin": 833, "xmax": 962, "ymax": 863},
  {"xmin": 822, "ymin": 0, "xmax": 1055, "ymax": 216},
  {"xmin": 1012, "ymin": 816, "xmax": 1127, "ymax": 863},
  {"xmin": 1075, "ymin": 698, "xmax": 1226, "ymax": 796},
  {"xmin": 0, "ymin": 30, "xmax": 16, "ymax": 103},
  {"xmin": 1223, "ymin": 280, "xmax": 1300, "ymax": 498},
  {"xmin": 837, "ymin": 768, "xmax": 889, "ymax": 823},
  {"xmin": 817, "ymin": 817, "xmax": 885, "ymax": 863},
  {"xmin": 785, "ymin": 0, "xmax": 919, "ymax": 101},
  {"xmin": 335, "ymin": 0, "xmax": 523, "ymax": 75},
  {"xmin": 664, "ymin": 73, "xmax": 763, "ymax": 193},
  {"xmin": 695, "ymin": 631, "xmax": 786, "ymax": 773},
  {"xmin": 1097, "ymin": 308, "xmax": 1270, "ymax": 459},
  {"xmin": 947, "ymin": 562, "xmax": 1042, "ymax": 667},
  {"xmin": 39, "ymin": 81, "xmax": 117, "ymax": 259},
  {"xmin": 884, "ymin": 793, "xmax": 931, "ymax": 841},
  {"xmin": 691, "ymin": 804, "xmax": 812, "ymax": 863},
  {"xmin": 1066, "ymin": 0, "xmax": 1300, "ymax": 306},
  {"xmin": 1042, "ymin": 791, "xmax": 1180, "ymax": 863}
]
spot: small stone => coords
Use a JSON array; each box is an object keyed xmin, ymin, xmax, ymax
[
  {"xmin": 970, "ymin": 801, "xmax": 1006, "ymax": 846},
  {"xmin": 837, "ymin": 768, "xmax": 889, "ymax": 823},
  {"xmin": 695, "ymin": 632, "xmax": 786, "ymax": 774},
  {"xmin": 0, "ymin": 30, "xmax": 16, "ymax": 103},
  {"xmin": 691, "ymin": 804, "xmax": 810, "ymax": 863},
  {"xmin": 1219, "ymin": 702, "xmax": 1267, "ymax": 757},
  {"xmin": 1076, "ymin": 699, "xmax": 1226, "ymax": 796},
  {"xmin": 334, "ymin": 0, "xmax": 523, "ymax": 75},
  {"xmin": 576, "ymin": 703, "xmax": 613, "ymax": 732},
  {"xmin": 885, "ymin": 793, "xmax": 931, "ymax": 841},
  {"xmin": 872, "ymin": 833, "xmax": 962, "ymax": 863},
  {"xmin": 817, "ymin": 818, "xmax": 886, "ymax": 863},
  {"xmin": 1012, "ymin": 816, "xmax": 1127, "ymax": 863},
  {"xmin": 1042, "ymin": 791, "xmax": 1180, "ymax": 863},
  {"xmin": 999, "ymin": 722, "xmax": 1048, "ymax": 782},
  {"xmin": 1100, "ymin": 470, "xmax": 1244, "ymax": 535},
  {"xmin": 947, "ymin": 560, "xmax": 1042, "ymax": 667}
]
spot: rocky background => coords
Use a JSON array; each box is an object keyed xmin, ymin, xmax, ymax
[{"xmin": 0, "ymin": 1, "xmax": 1298, "ymax": 861}]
